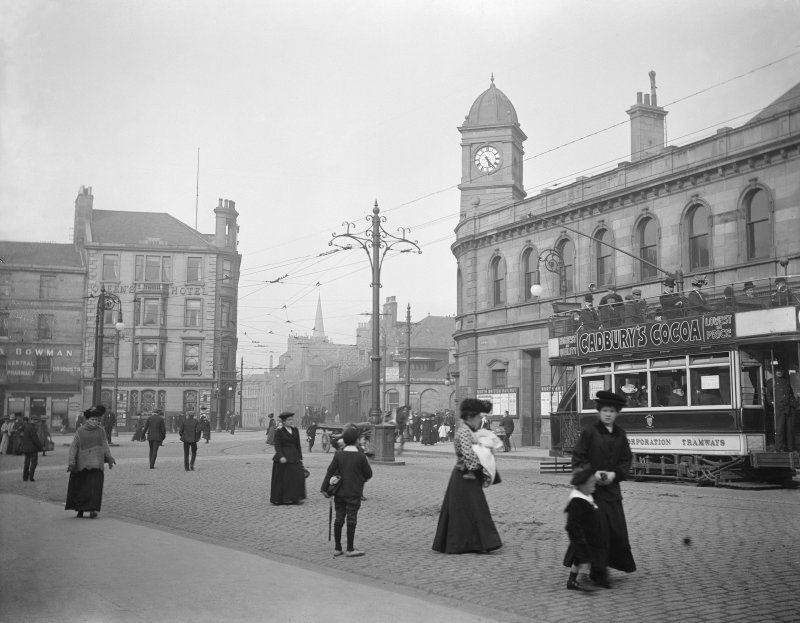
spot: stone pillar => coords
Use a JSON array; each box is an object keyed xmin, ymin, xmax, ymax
[{"xmin": 369, "ymin": 425, "xmax": 404, "ymax": 465}]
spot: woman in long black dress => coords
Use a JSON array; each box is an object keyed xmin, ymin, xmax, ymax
[
  {"xmin": 65, "ymin": 405, "xmax": 116, "ymax": 518},
  {"xmin": 270, "ymin": 411, "xmax": 306, "ymax": 505},
  {"xmin": 432, "ymin": 398, "xmax": 502, "ymax": 554},
  {"xmin": 571, "ymin": 390, "xmax": 636, "ymax": 587}
]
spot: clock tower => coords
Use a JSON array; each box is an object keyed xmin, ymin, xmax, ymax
[{"xmin": 458, "ymin": 76, "xmax": 526, "ymax": 219}]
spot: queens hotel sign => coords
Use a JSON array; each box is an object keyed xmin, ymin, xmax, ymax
[
  {"xmin": 88, "ymin": 282, "xmax": 208, "ymax": 296},
  {"xmin": 556, "ymin": 313, "xmax": 735, "ymax": 358}
]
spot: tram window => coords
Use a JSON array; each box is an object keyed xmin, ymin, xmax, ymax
[
  {"xmin": 615, "ymin": 372, "xmax": 649, "ymax": 407},
  {"xmin": 689, "ymin": 366, "xmax": 731, "ymax": 406},
  {"xmin": 650, "ymin": 370, "xmax": 687, "ymax": 407},
  {"xmin": 615, "ymin": 360, "xmax": 647, "ymax": 371},
  {"xmin": 582, "ymin": 364, "xmax": 612, "ymax": 375},
  {"xmin": 581, "ymin": 375, "xmax": 612, "ymax": 409},
  {"xmin": 650, "ymin": 357, "xmax": 686, "ymax": 369},
  {"xmin": 690, "ymin": 354, "xmax": 729, "ymax": 365},
  {"xmin": 740, "ymin": 365, "xmax": 762, "ymax": 406}
]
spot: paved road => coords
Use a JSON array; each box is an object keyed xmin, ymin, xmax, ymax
[{"xmin": 2, "ymin": 431, "xmax": 799, "ymax": 623}]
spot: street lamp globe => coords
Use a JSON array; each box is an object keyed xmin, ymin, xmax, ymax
[
  {"xmin": 115, "ymin": 320, "xmax": 125, "ymax": 332},
  {"xmin": 530, "ymin": 283, "xmax": 543, "ymax": 298}
]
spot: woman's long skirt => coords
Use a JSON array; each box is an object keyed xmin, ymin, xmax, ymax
[
  {"xmin": 432, "ymin": 467, "xmax": 502, "ymax": 554},
  {"xmin": 595, "ymin": 497, "xmax": 636, "ymax": 572},
  {"xmin": 269, "ymin": 461, "xmax": 306, "ymax": 505},
  {"xmin": 65, "ymin": 469, "xmax": 105, "ymax": 512}
]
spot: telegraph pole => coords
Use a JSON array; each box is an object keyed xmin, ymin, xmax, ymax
[
  {"xmin": 405, "ymin": 303, "xmax": 411, "ymax": 410},
  {"xmin": 239, "ymin": 356, "xmax": 244, "ymax": 427}
]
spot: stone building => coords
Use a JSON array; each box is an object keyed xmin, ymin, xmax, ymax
[
  {"xmin": 0, "ymin": 243, "xmax": 85, "ymax": 427},
  {"xmin": 73, "ymin": 187, "xmax": 241, "ymax": 429},
  {"xmin": 337, "ymin": 298, "xmax": 456, "ymax": 422},
  {"xmin": 264, "ymin": 297, "xmax": 361, "ymax": 419},
  {"xmin": 241, "ymin": 372, "xmax": 266, "ymax": 428},
  {"xmin": 452, "ymin": 76, "xmax": 800, "ymax": 447}
]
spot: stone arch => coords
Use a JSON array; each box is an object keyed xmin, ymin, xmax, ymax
[
  {"xmin": 737, "ymin": 180, "xmax": 775, "ymax": 262},
  {"xmin": 679, "ymin": 197, "xmax": 713, "ymax": 274},
  {"xmin": 631, "ymin": 211, "xmax": 663, "ymax": 282}
]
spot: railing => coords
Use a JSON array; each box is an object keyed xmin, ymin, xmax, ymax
[
  {"xmin": 549, "ymin": 411, "xmax": 581, "ymax": 455},
  {"xmin": 549, "ymin": 275, "xmax": 799, "ymax": 339}
]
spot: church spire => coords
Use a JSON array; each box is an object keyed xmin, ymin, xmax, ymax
[{"xmin": 312, "ymin": 295, "xmax": 325, "ymax": 340}]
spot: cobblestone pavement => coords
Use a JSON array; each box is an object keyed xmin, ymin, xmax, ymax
[{"xmin": 3, "ymin": 431, "xmax": 799, "ymax": 623}]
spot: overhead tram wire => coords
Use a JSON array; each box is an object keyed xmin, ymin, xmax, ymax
[{"xmin": 235, "ymin": 49, "xmax": 800, "ymax": 266}]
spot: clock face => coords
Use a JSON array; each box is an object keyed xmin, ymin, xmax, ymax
[{"xmin": 474, "ymin": 145, "xmax": 501, "ymax": 172}]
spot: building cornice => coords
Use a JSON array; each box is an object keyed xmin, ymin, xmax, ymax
[{"xmin": 452, "ymin": 120, "xmax": 800, "ymax": 257}]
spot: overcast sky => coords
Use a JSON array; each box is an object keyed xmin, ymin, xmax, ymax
[{"xmin": 2, "ymin": 0, "xmax": 799, "ymax": 371}]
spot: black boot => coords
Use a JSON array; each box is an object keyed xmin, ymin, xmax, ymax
[{"xmin": 589, "ymin": 570, "xmax": 611, "ymax": 589}]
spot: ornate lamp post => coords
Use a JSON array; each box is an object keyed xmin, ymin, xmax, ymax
[
  {"xmin": 92, "ymin": 286, "xmax": 124, "ymax": 406},
  {"xmin": 330, "ymin": 201, "xmax": 421, "ymax": 425},
  {"xmin": 529, "ymin": 248, "xmax": 566, "ymax": 302}
]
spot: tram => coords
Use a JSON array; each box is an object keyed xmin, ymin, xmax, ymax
[{"xmin": 548, "ymin": 275, "xmax": 800, "ymax": 485}]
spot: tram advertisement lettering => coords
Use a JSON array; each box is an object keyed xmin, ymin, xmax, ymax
[
  {"xmin": 566, "ymin": 313, "xmax": 736, "ymax": 357},
  {"xmin": 627, "ymin": 434, "xmax": 743, "ymax": 454}
]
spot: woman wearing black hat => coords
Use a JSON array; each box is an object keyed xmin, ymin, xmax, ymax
[
  {"xmin": 65, "ymin": 405, "xmax": 116, "ymax": 518},
  {"xmin": 432, "ymin": 398, "xmax": 502, "ymax": 554},
  {"xmin": 570, "ymin": 390, "xmax": 636, "ymax": 587},
  {"xmin": 270, "ymin": 411, "xmax": 306, "ymax": 505}
]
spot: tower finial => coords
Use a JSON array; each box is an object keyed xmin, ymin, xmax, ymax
[{"xmin": 490, "ymin": 73, "xmax": 495, "ymax": 85}]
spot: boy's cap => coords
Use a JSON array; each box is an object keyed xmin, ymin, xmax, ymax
[
  {"xmin": 342, "ymin": 427, "xmax": 359, "ymax": 445},
  {"xmin": 570, "ymin": 466, "xmax": 595, "ymax": 486}
]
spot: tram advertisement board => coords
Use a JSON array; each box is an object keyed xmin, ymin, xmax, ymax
[
  {"xmin": 557, "ymin": 313, "xmax": 735, "ymax": 358},
  {"xmin": 477, "ymin": 388, "xmax": 518, "ymax": 417}
]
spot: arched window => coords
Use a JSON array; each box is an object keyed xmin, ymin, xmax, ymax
[
  {"xmin": 491, "ymin": 256, "xmax": 506, "ymax": 306},
  {"xmin": 141, "ymin": 390, "xmax": 156, "ymax": 413},
  {"xmin": 745, "ymin": 189, "xmax": 770, "ymax": 259},
  {"xmin": 687, "ymin": 204, "xmax": 709, "ymax": 270},
  {"xmin": 595, "ymin": 230, "xmax": 613, "ymax": 287},
  {"xmin": 522, "ymin": 248, "xmax": 539, "ymax": 301},
  {"xmin": 638, "ymin": 218, "xmax": 658, "ymax": 279},
  {"xmin": 558, "ymin": 239, "xmax": 575, "ymax": 295}
]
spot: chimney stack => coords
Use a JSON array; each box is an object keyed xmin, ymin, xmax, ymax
[
  {"xmin": 626, "ymin": 70, "xmax": 668, "ymax": 162},
  {"xmin": 73, "ymin": 185, "xmax": 94, "ymax": 247}
]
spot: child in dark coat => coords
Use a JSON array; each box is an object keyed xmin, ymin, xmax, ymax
[
  {"xmin": 563, "ymin": 466, "xmax": 601, "ymax": 591},
  {"xmin": 321, "ymin": 427, "xmax": 373, "ymax": 558}
]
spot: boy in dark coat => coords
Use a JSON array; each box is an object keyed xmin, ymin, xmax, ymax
[
  {"xmin": 21, "ymin": 416, "xmax": 44, "ymax": 481},
  {"xmin": 563, "ymin": 466, "xmax": 600, "ymax": 591},
  {"xmin": 321, "ymin": 427, "xmax": 373, "ymax": 558}
]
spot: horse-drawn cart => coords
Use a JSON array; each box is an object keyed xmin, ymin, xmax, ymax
[{"xmin": 318, "ymin": 423, "xmax": 373, "ymax": 454}]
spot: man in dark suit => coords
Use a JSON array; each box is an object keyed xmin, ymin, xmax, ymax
[
  {"xmin": 179, "ymin": 412, "xmax": 202, "ymax": 471},
  {"xmin": 101, "ymin": 410, "xmax": 116, "ymax": 444},
  {"xmin": 500, "ymin": 410, "xmax": 515, "ymax": 452},
  {"xmin": 143, "ymin": 409, "xmax": 166, "ymax": 469}
]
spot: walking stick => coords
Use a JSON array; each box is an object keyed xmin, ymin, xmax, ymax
[{"xmin": 328, "ymin": 497, "xmax": 333, "ymax": 541}]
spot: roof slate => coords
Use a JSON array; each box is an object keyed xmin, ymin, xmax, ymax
[
  {"xmin": 749, "ymin": 80, "xmax": 800, "ymax": 124},
  {"xmin": 91, "ymin": 210, "xmax": 214, "ymax": 248},
  {"xmin": 0, "ymin": 242, "xmax": 84, "ymax": 268}
]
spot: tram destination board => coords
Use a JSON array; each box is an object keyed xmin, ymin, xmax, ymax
[{"xmin": 557, "ymin": 313, "xmax": 735, "ymax": 358}]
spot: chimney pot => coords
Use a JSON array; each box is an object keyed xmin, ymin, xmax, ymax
[
  {"xmin": 218, "ymin": 198, "xmax": 223, "ymax": 208},
  {"xmin": 644, "ymin": 94, "xmax": 651, "ymax": 106},
  {"xmin": 637, "ymin": 92, "xmax": 643, "ymax": 104}
]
